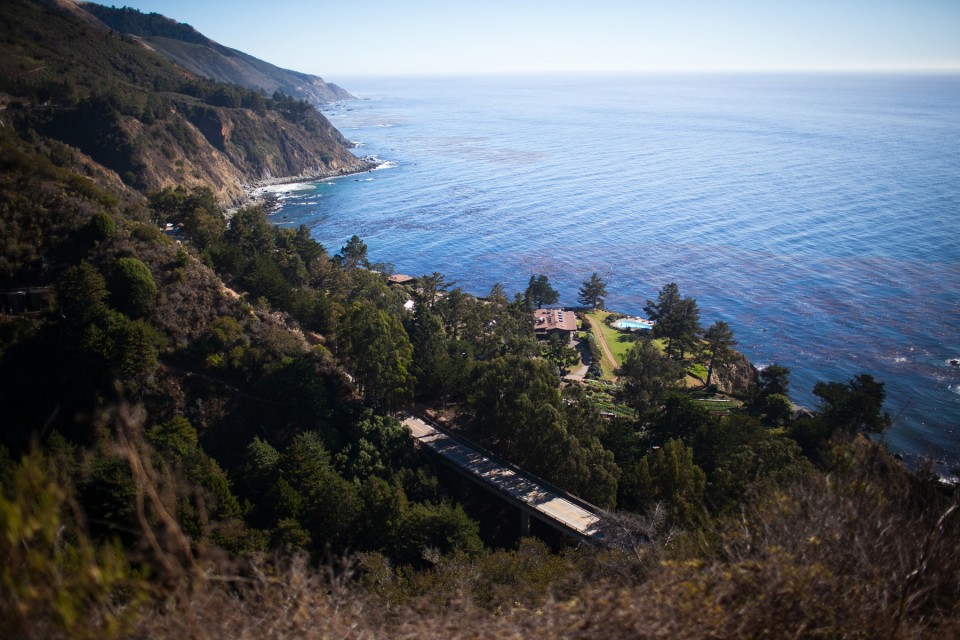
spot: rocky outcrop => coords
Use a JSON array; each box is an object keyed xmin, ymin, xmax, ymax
[{"xmin": 712, "ymin": 352, "xmax": 759, "ymax": 395}]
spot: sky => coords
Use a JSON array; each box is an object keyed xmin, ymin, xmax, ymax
[{"xmin": 110, "ymin": 1, "xmax": 960, "ymax": 78}]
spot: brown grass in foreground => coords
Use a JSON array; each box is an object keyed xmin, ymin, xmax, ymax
[
  {"xmin": 125, "ymin": 441, "xmax": 960, "ymax": 639},
  {"xmin": 4, "ymin": 405, "xmax": 959, "ymax": 639}
]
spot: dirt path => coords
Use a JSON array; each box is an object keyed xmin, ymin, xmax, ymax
[{"xmin": 585, "ymin": 315, "xmax": 619, "ymax": 379}]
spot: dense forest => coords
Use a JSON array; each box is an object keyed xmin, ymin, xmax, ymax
[{"xmin": 1, "ymin": 1, "xmax": 958, "ymax": 638}]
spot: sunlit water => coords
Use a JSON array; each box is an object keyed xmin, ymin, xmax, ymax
[{"xmin": 267, "ymin": 73, "xmax": 960, "ymax": 473}]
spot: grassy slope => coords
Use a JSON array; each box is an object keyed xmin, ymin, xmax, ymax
[
  {"xmin": 586, "ymin": 310, "xmax": 708, "ymax": 388},
  {"xmin": 585, "ymin": 310, "xmax": 643, "ymax": 379}
]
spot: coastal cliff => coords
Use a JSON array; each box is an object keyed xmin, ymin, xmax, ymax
[
  {"xmin": 81, "ymin": 3, "xmax": 355, "ymax": 107},
  {"xmin": 712, "ymin": 352, "xmax": 760, "ymax": 394},
  {"xmin": 0, "ymin": 0, "xmax": 371, "ymax": 206}
]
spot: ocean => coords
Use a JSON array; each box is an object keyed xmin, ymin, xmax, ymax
[{"xmin": 265, "ymin": 73, "xmax": 960, "ymax": 473}]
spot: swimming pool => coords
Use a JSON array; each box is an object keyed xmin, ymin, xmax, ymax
[{"xmin": 613, "ymin": 318, "xmax": 653, "ymax": 331}]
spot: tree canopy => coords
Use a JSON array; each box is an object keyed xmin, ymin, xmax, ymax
[
  {"xmin": 524, "ymin": 274, "xmax": 559, "ymax": 309},
  {"xmin": 644, "ymin": 282, "xmax": 702, "ymax": 360},
  {"xmin": 703, "ymin": 320, "xmax": 736, "ymax": 388},
  {"xmin": 616, "ymin": 339, "xmax": 684, "ymax": 417},
  {"xmin": 577, "ymin": 272, "xmax": 608, "ymax": 310}
]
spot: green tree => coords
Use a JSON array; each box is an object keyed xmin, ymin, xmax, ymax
[
  {"xmin": 469, "ymin": 355, "xmax": 563, "ymax": 457},
  {"xmin": 693, "ymin": 414, "xmax": 810, "ymax": 513},
  {"xmin": 577, "ymin": 272, "xmax": 608, "ymax": 310},
  {"xmin": 543, "ymin": 332, "xmax": 580, "ymax": 373},
  {"xmin": 79, "ymin": 309, "xmax": 160, "ymax": 390},
  {"xmin": 758, "ymin": 363, "xmax": 791, "ymax": 397},
  {"xmin": 239, "ymin": 436, "xmax": 281, "ymax": 500},
  {"xmin": 338, "ymin": 301, "xmax": 415, "ymax": 412},
  {"xmin": 336, "ymin": 234, "xmax": 369, "ymax": 269},
  {"xmin": 644, "ymin": 283, "xmax": 702, "ymax": 360},
  {"xmin": 417, "ymin": 272, "xmax": 451, "ymax": 311},
  {"xmin": 616, "ymin": 339, "xmax": 684, "ymax": 417},
  {"xmin": 703, "ymin": 320, "xmax": 736, "ymax": 388},
  {"xmin": 813, "ymin": 373, "xmax": 891, "ymax": 436},
  {"xmin": 79, "ymin": 455, "xmax": 136, "ymax": 541},
  {"xmin": 524, "ymin": 274, "xmax": 559, "ymax": 309},
  {"xmin": 750, "ymin": 363, "xmax": 793, "ymax": 425},
  {"xmin": 648, "ymin": 393, "xmax": 716, "ymax": 446},
  {"xmin": 393, "ymin": 502, "xmax": 483, "ymax": 564},
  {"xmin": 468, "ymin": 356, "xmax": 618, "ymax": 504},
  {"xmin": 436, "ymin": 287, "xmax": 469, "ymax": 339},
  {"xmin": 763, "ymin": 393, "xmax": 794, "ymax": 426},
  {"xmin": 148, "ymin": 186, "xmax": 224, "ymax": 250},
  {"xmin": 86, "ymin": 211, "xmax": 115, "ymax": 243},
  {"xmin": 147, "ymin": 415, "xmax": 197, "ymax": 461},
  {"xmin": 224, "ymin": 205, "xmax": 273, "ymax": 256},
  {"xmin": 109, "ymin": 257, "xmax": 157, "ymax": 318},
  {"xmin": 636, "ymin": 438, "xmax": 708, "ymax": 529},
  {"xmin": 147, "ymin": 416, "xmax": 241, "ymax": 523},
  {"xmin": 282, "ymin": 432, "xmax": 362, "ymax": 551},
  {"xmin": 57, "ymin": 262, "xmax": 109, "ymax": 324},
  {"xmin": 408, "ymin": 306, "xmax": 456, "ymax": 400}
]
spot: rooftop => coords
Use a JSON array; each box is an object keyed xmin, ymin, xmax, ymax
[
  {"xmin": 387, "ymin": 274, "xmax": 416, "ymax": 285},
  {"xmin": 534, "ymin": 308, "xmax": 577, "ymax": 333}
]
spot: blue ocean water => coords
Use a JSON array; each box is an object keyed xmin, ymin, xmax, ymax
[{"xmin": 269, "ymin": 73, "xmax": 960, "ymax": 471}]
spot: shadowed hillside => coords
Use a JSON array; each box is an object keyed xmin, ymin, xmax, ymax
[{"xmin": 0, "ymin": 0, "xmax": 371, "ymax": 205}]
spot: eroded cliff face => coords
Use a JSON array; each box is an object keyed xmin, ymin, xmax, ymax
[
  {"xmin": 1, "ymin": 0, "xmax": 373, "ymax": 207},
  {"xmin": 712, "ymin": 353, "xmax": 759, "ymax": 395}
]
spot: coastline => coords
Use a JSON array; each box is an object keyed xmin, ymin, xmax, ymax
[{"xmin": 231, "ymin": 156, "xmax": 381, "ymax": 216}]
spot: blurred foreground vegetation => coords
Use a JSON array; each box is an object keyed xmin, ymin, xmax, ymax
[{"xmin": 0, "ymin": 0, "xmax": 958, "ymax": 636}]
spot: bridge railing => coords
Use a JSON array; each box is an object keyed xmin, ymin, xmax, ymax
[{"xmin": 401, "ymin": 411, "xmax": 606, "ymax": 520}]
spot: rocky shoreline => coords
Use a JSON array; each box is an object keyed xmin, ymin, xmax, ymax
[{"xmin": 232, "ymin": 156, "xmax": 382, "ymax": 216}]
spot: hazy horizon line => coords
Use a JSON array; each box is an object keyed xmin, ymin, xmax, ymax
[{"xmin": 323, "ymin": 65, "xmax": 960, "ymax": 80}]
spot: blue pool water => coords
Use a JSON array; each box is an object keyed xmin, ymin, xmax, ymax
[
  {"xmin": 613, "ymin": 319, "xmax": 653, "ymax": 331},
  {"xmin": 269, "ymin": 73, "xmax": 960, "ymax": 472}
]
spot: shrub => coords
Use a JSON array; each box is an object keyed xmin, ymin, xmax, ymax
[{"xmin": 109, "ymin": 257, "xmax": 157, "ymax": 317}]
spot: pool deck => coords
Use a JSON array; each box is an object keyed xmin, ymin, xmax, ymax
[{"xmin": 613, "ymin": 316, "xmax": 654, "ymax": 330}]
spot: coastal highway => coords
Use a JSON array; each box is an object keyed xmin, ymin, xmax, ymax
[{"xmin": 402, "ymin": 415, "xmax": 607, "ymax": 542}]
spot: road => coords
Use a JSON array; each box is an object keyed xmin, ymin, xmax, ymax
[
  {"xmin": 402, "ymin": 415, "xmax": 606, "ymax": 541},
  {"xmin": 584, "ymin": 314, "xmax": 619, "ymax": 379}
]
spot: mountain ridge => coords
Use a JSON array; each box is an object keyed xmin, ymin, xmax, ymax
[
  {"xmin": 0, "ymin": 0, "xmax": 372, "ymax": 206},
  {"xmin": 81, "ymin": 3, "xmax": 355, "ymax": 107}
]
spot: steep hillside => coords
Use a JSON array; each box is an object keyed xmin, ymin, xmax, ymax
[
  {"xmin": 81, "ymin": 3, "xmax": 355, "ymax": 106},
  {"xmin": 0, "ymin": 0, "xmax": 371, "ymax": 205}
]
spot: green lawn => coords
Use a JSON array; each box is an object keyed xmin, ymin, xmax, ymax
[
  {"xmin": 587, "ymin": 310, "xmax": 714, "ymax": 388},
  {"xmin": 586, "ymin": 311, "xmax": 643, "ymax": 366}
]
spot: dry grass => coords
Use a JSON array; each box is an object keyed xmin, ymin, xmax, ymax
[
  {"xmin": 5, "ymin": 402, "xmax": 959, "ymax": 640},
  {"xmin": 138, "ymin": 439, "xmax": 959, "ymax": 640}
]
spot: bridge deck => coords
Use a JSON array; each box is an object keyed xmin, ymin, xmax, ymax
[{"xmin": 403, "ymin": 416, "xmax": 605, "ymax": 541}]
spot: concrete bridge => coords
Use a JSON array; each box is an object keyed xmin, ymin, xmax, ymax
[{"xmin": 402, "ymin": 415, "xmax": 610, "ymax": 544}]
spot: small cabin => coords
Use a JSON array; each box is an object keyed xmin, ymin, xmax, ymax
[{"xmin": 387, "ymin": 274, "xmax": 416, "ymax": 286}]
